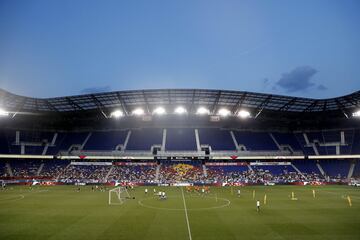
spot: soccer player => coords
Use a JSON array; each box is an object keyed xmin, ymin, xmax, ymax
[
  {"xmin": 256, "ymin": 200, "xmax": 260, "ymax": 212},
  {"xmin": 153, "ymin": 188, "xmax": 156, "ymax": 193},
  {"xmin": 145, "ymin": 188, "xmax": 148, "ymax": 194},
  {"xmin": 162, "ymin": 191, "xmax": 167, "ymax": 200},
  {"xmin": 237, "ymin": 189, "xmax": 241, "ymax": 197}
]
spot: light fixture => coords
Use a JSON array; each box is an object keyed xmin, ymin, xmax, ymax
[
  {"xmin": 174, "ymin": 106, "xmax": 187, "ymax": 115},
  {"xmin": 0, "ymin": 109, "xmax": 9, "ymax": 117},
  {"xmin": 132, "ymin": 108, "xmax": 145, "ymax": 116},
  {"xmin": 196, "ymin": 107, "xmax": 210, "ymax": 115},
  {"xmin": 237, "ymin": 110, "xmax": 251, "ymax": 118},
  {"xmin": 353, "ymin": 110, "xmax": 360, "ymax": 118},
  {"xmin": 153, "ymin": 107, "xmax": 166, "ymax": 115},
  {"xmin": 110, "ymin": 110, "xmax": 123, "ymax": 118},
  {"xmin": 218, "ymin": 108, "xmax": 231, "ymax": 117}
]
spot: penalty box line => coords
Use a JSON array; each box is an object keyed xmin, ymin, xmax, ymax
[{"xmin": 181, "ymin": 187, "xmax": 193, "ymax": 240}]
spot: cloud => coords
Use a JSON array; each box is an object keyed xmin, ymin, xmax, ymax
[
  {"xmin": 317, "ymin": 84, "xmax": 327, "ymax": 91},
  {"xmin": 263, "ymin": 78, "xmax": 270, "ymax": 85},
  {"xmin": 80, "ymin": 86, "xmax": 111, "ymax": 94},
  {"xmin": 275, "ymin": 66, "xmax": 319, "ymax": 93}
]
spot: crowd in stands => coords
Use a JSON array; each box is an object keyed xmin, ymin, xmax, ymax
[
  {"xmin": 0, "ymin": 160, "xmax": 357, "ymax": 185},
  {"xmin": 206, "ymin": 167, "xmax": 326, "ymax": 184},
  {"xmin": 158, "ymin": 163, "xmax": 205, "ymax": 183},
  {"xmin": 58, "ymin": 165, "xmax": 111, "ymax": 184},
  {"xmin": 11, "ymin": 161, "xmax": 40, "ymax": 178},
  {"xmin": 38, "ymin": 163, "xmax": 66, "ymax": 179},
  {"xmin": 107, "ymin": 166, "xmax": 157, "ymax": 184}
]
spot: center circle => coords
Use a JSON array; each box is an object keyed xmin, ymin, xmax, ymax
[{"xmin": 138, "ymin": 195, "xmax": 231, "ymax": 211}]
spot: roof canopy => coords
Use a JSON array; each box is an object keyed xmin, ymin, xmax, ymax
[{"xmin": 0, "ymin": 88, "xmax": 359, "ymax": 115}]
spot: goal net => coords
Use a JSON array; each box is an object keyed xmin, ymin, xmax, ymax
[{"xmin": 108, "ymin": 186, "xmax": 131, "ymax": 205}]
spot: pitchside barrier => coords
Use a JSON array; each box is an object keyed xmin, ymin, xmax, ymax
[{"xmin": 1, "ymin": 153, "xmax": 360, "ymax": 160}]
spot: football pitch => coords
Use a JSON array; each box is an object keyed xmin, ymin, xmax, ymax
[{"xmin": 0, "ymin": 185, "xmax": 359, "ymax": 240}]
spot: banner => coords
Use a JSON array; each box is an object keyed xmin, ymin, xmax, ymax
[
  {"xmin": 113, "ymin": 162, "xmax": 156, "ymax": 166},
  {"xmin": 250, "ymin": 162, "xmax": 291, "ymax": 166},
  {"xmin": 70, "ymin": 162, "xmax": 112, "ymax": 166},
  {"xmin": 205, "ymin": 162, "xmax": 247, "ymax": 166}
]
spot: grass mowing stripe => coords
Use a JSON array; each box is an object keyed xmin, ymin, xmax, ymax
[{"xmin": 181, "ymin": 187, "xmax": 192, "ymax": 240}]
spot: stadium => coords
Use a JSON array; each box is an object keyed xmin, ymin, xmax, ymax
[
  {"xmin": 0, "ymin": 88, "xmax": 359, "ymax": 239},
  {"xmin": 1, "ymin": 1, "xmax": 360, "ymax": 240}
]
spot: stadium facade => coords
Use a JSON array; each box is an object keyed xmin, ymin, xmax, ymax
[{"xmin": 0, "ymin": 88, "xmax": 359, "ymax": 186}]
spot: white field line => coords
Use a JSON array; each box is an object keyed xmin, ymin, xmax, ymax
[{"xmin": 181, "ymin": 187, "xmax": 193, "ymax": 240}]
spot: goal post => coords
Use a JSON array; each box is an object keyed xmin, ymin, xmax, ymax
[{"xmin": 108, "ymin": 186, "xmax": 131, "ymax": 205}]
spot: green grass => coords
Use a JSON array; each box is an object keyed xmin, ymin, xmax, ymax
[{"xmin": 0, "ymin": 185, "xmax": 359, "ymax": 240}]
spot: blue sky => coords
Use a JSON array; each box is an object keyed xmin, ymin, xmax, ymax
[{"xmin": 0, "ymin": 0, "xmax": 359, "ymax": 99}]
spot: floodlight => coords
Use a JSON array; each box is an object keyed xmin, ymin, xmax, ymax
[
  {"xmin": 153, "ymin": 107, "xmax": 166, "ymax": 115},
  {"xmin": 174, "ymin": 106, "xmax": 187, "ymax": 114},
  {"xmin": 237, "ymin": 110, "xmax": 251, "ymax": 118},
  {"xmin": 0, "ymin": 109, "xmax": 9, "ymax": 117},
  {"xmin": 353, "ymin": 110, "xmax": 360, "ymax": 118},
  {"xmin": 132, "ymin": 108, "xmax": 145, "ymax": 116},
  {"xmin": 218, "ymin": 108, "xmax": 231, "ymax": 117},
  {"xmin": 196, "ymin": 107, "xmax": 210, "ymax": 115},
  {"xmin": 110, "ymin": 110, "xmax": 123, "ymax": 118}
]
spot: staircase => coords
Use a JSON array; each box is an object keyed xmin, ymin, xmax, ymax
[
  {"xmin": 36, "ymin": 163, "xmax": 44, "ymax": 176},
  {"xmin": 269, "ymin": 133, "xmax": 281, "ymax": 150},
  {"xmin": 203, "ymin": 164, "xmax": 207, "ymax": 177},
  {"xmin": 5, "ymin": 163, "xmax": 13, "ymax": 177},
  {"xmin": 123, "ymin": 130, "xmax": 132, "ymax": 151},
  {"xmin": 347, "ymin": 162, "xmax": 356, "ymax": 180},
  {"xmin": 80, "ymin": 132, "xmax": 92, "ymax": 150},
  {"xmin": 104, "ymin": 166, "xmax": 114, "ymax": 182},
  {"xmin": 316, "ymin": 162, "xmax": 329, "ymax": 181},
  {"xmin": 56, "ymin": 163, "xmax": 71, "ymax": 181},
  {"xmin": 291, "ymin": 164, "xmax": 305, "ymax": 178},
  {"xmin": 155, "ymin": 164, "xmax": 161, "ymax": 181}
]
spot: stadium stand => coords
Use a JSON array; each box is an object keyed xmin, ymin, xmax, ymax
[
  {"xmin": 47, "ymin": 132, "xmax": 89, "ymax": 155},
  {"xmin": 292, "ymin": 160, "xmax": 321, "ymax": 174},
  {"xmin": 126, "ymin": 129, "xmax": 163, "ymax": 151},
  {"xmin": 251, "ymin": 164, "xmax": 296, "ymax": 175},
  {"xmin": 0, "ymin": 131, "xmax": 10, "ymax": 154},
  {"xmin": 320, "ymin": 160, "xmax": 350, "ymax": 179},
  {"xmin": 198, "ymin": 128, "xmax": 236, "ymax": 151},
  {"xmin": 39, "ymin": 160, "xmax": 69, "ymax": 179},
  {"xmin": 58, "ymin": 164, "xmax": 111, "ymax": 183},
  {"xmin": 271, "ymin": 132, "xmax": 302, "ymax": 152},
  {"xmin": 352, "ymin": 160, "xmax": 360, "ymax": 178},
  {"xmin": 0, "ymin": 161, "xmax": 9, "ymax": 177},
  {"xmin": 10, "ymin": 160, "xmax": 42, "ymax": 178},
  {"xmin": 233, "ymin": 131, "xmax": 278, "ymax": 151},
  {"xmin": 0, "ymin": 88, "xmax": 359, "ymax": 186},
  {"xmin": 165, "ymin": 128, "xmax": 197, "ymax": 151},
  {"xmin": 108, "ymin": 165, "xmax": 157, "ymax": 183},
  {"xmin": 83, "ymin": 131, "xmax": 128, "ymax": 150},
  {"xmin": 158, "ymin": 161, "xmax": 204, "ymax": 183},
  {"xmin": 2, "ymin": 128, "xmax": 360, "ymax": 155},
  {"xmin": 352, "ymin": 129, "xmax": 360, "ymax": 154}
]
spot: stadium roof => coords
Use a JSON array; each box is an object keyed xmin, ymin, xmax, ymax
[{"xmin": 0, "ymin": 88, "xmax": 359, "ymax": 115}]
